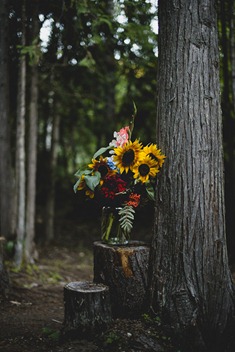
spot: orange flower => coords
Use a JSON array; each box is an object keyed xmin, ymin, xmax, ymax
[{"xmin": 125, "ymin": 193, "xmax": 141, "ymax": 208}]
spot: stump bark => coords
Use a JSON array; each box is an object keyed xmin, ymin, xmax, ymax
[
  {"xmin": 93, "ymin": 241, "xmax": 150, "ymax": 318},
  {"xmin": 61, "ymin": 281, "xmax": 112, "ymax": 339}
]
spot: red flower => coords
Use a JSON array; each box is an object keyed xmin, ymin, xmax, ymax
[{"xmin": 100, "ymin": 174, "xmax": 127, "ymax": 200}]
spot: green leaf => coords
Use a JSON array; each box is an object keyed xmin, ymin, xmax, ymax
[
  {"xmin": 73, "ymin": 169, "xmax": 93, "ymax": 193},
  {"xmin": 93, "ymin": 145, "xmax": 112, "ymax": 159},
  {"xmin": 145, "ymin": 182, "xmax": 155, "ymax": 201},
  {"xmin": 118, "ymin": 206, "xmax": 135, "ymax": 235},
  {"xmin": 79, "ymin": 52, "xmax": 96, "ymax": 70},
  {"xmin": 74, "ymin": 168, "xmax": 92, "ymax": 177},
  {"xmin": 84, "ymin": 171, "xmax": 101, "ymax": 191},
  {"xmin": 73, "ymin": 178, "xmax": 81, "ymax": 193}
]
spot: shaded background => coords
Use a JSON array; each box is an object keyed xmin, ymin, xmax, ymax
[{"xmin": 1, "ymin": 0, "xmax": 235, "ymax": 264}]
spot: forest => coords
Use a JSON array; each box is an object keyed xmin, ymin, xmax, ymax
[
  {"xmin": 1, "ymin": 0, "xmax": 235, "ymax": 351},
  {"xmin": 1, "ymin": 0, "xmax": 160, "ymax": 263}
]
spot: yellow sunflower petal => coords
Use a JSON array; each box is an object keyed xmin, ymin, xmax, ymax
[
  {"xmin": 113, "ymin": 139, "xmax": 143, "ymax": 174},
  {"xmin": 133, "ymin": 155, "xmax": 159, "ymax": 183},
  {"xmin": 143, "ymin": 143, "xmax": 166, "ymax": 168}
]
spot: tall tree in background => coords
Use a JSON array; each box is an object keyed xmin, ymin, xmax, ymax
[
  {"xmin": 14, "ymin": 0, "xmax": 26, "ymax": 266},
  {"xmin": 45, "ymin": 100, "xmax": 61, "ymax": 243},
  {"xmin": 149, "ymin": 0, "xmax": 234, "ymax": 350},
  {"xmin": 0, "ymin": 0, "xmax": 11, "ymax": 293},
  {"xmin": 0, "ymin": 0, "xmax": 12, "ymax": 239},
  {"xmin": 25, "ymin": 3, "xmax": 40, "ymax": 262}
]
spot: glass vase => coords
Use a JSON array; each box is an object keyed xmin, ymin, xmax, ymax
[{"xmin": 101, "ymin": 206, "xmax": 129, "ymax": 245}]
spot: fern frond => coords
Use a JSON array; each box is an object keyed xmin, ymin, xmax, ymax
[{"xmin": 118, "ymin": 205, "xmax": 135, "ymax": 235}]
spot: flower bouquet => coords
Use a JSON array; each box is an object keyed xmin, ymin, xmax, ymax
[{"xmin": 74, "ymin": 107, "xmax": 166, "ymax": 245}]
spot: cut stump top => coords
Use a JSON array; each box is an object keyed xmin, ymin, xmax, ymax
[{"xmin": 65, "ymin": 281, "xmax": 109, "ymax": 293}]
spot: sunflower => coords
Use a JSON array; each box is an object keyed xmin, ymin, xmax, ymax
[
  {"xmin": 132, "ymin": 155, "xmax": 159, "ymax": 183},
  {"xmin": 88, "ymin": 156, "xmax": 116, "ymax": 184},
  {"xmin": 77, "ymin": 175, "xmax": 94, "ymax": 198},
  {"xmin": 113, "ymin": 139, "xmax": 143, "ymax": 174},
  {"xmin": 143, "ymin": 144, "xmax": 166, "ymax": 168}
]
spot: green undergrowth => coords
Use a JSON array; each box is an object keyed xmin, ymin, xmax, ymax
[{"xmin": 4, "ymin": 243, "xmax": 93, "ymax": 288}]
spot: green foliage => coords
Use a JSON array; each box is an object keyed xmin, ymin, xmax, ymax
[
  {"xmin": 93, "ymin": 146, "xmax": 112, "ymax": 159},
  {"xmin": 5, "ymin": 241, "xmax": 15, "ymax": 256},
  {"xmin": 145, "ymin": 181, "xmax": 155, "ymax": 201},
  {"xmin": 103, "ymin": 331, "xmax": 122, "ymax": 347},
  {"xmin": 42, "ymin": 327, "xmax": 60, "ymax": 341},
  {"xmin": 142, "ymin": 313, "xmax": 161, "ymax": 326},
  {"xmin": 17, "ymin": 38, "xmax": 42, "ymax": 65},
  {"xmin": 118, "ymin": 205, "xmax": 135, "ymax": 235},
  {"xmin": 84, "ymin": 171, "xmax": 101, "ymax": 191},
  {"xmin": 8, "ymin": 0, "xmax": 159, "ymax": 234}
]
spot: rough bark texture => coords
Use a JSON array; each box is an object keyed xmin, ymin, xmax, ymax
[
  {"xmin": 230, "ymin": 0, "xmax": 235, "ymax": 112},
  {"xmin": 61, "ymin": 281, "xmax": 112, "ymax": 339},
  {"xmin": 148, "ymin": 1, "xmax": 235, "ymax": 351},
  {"xmin": 25, "ymin": 8, "xmax": 39, "ymax": 263},
  {"xmin": 0, "ymin": 0, "xmax": 12, "ymax": 239},
  {"xmin": 93, "ymin": 241, "xmax": 149, "ymax": 318},
  {"xmin": 14, "ymin": 1, "xmax": 26, "ymax": 267},
  {"xmin": 219, "ymin": 0, "xmax": 235, "ymax": 261}
]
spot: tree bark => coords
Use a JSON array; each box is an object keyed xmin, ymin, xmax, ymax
[
  {"xmin": 94, "ymin": 241, "xmax": 150, "ymax": 318},
  {"xmin": 148, "ymin": 1, "xmax": 235, "ymax": 351},
  {"xmin": 45, "ymin": 104, "xmax": 61, "ymax": 243},
  {"xmin": 25, "ymin": 6, "xmax": 39, "ymax": 263},
  {"xmin": 61, "ymin": 281, "xmax": 112, "ymax": 339},
  {"xmin": 230, "ymin": 0, "xmax": 235, "ymax": 112},
  {"xmin": 0, "ymin": 0, "xmax": 12, "ymax": 239},
  {"xmin": 219, "ymin": 0, "xmax": 235, "ymax": 261},
  {"xmin": 14, "ymin": 0, "xmax": 26, "ymax": 267}
]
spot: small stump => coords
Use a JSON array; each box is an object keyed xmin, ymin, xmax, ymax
[
  {"xmin": 61, "ymin": 281, "xmax": 112, "ymax": 339},
  {"xmin": 93, "ymin": 240, "xmax": 150, "ymax": 318}
]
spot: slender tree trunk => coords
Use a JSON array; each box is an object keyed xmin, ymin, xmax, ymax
[
  {"xmin": 230, "ymin": 0, "xmax": 235, "ymax": 112},
  {"xmin": 148, "ymin": 1, "xmax": 234, "ymax": 351},
  {"xmin": 25, "ymin": 9, "xmax": 39, "ymax": 263},
  {"xmin": 0, "ymin": 0, "xmax": 11, "ymax": 292},
  {"xmin": 0, "ymin": 0, "xmax": 12, "ymax": 239},
  {"xmin": 45, "ymin": 105, "xmax": 61, "ymax": 243},
  {"xmin": 14, "ymin": 1, "xmax": 26, "ymax": 266}
]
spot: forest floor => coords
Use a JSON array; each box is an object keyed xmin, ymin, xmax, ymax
[
  {"xmin": 0, "ymin": 236, "xmax": 174, "ymax": 352},
  {"xmin": 1, "ymin": 233, "xmax": 235, "ymax": 352}
]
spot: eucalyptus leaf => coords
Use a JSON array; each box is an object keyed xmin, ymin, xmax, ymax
[
  {"xmin": 93, "ymin": 145, "xmax": 112, "ymax": 159},
  {"xmin": 84, "ymin": 172, "xmax": 101, "ymax": 191},
  {"xmin": 145, "ymin": 182, "xmax": 155, "ymax": 201},
  {"xmin": 74, "ymin": 169, "xmax": 83, "ymax": 177},
  {"xmin": 73, "ymin": 178, "xmax": 81, "ymax": 193}
]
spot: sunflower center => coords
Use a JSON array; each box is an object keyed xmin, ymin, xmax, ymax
[
  {"xmin": 98, "ymin": 165, "xmax": 109, "ymax": 177},
  {"xmin": 139, "ymin": 164, "xmax": 150, "ymax": 176},
  {"xmin": 122, "ymin": 149, "xmax": 135, "ymax": 166},
  {"xmin": 149, "ymin": 153, "xmax": 158, "ymax": 162}
]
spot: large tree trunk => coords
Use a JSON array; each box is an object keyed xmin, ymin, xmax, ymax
[
  {"xmin": 14, "ymin": 1, "xmax": 26, "ymax": 267},
  {"xmin": 0, "ymin": 0, "xmax": 12, "ymax": 240},
  {"xmin": 25, "ymin": 7, "xmax": 39, "ymax": 263},
  {"xmin": 148, "ymin": 1, "xmax": 234, "ymax": 351}
]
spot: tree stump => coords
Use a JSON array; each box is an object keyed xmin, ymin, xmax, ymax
[
  {"xmin": 93, "ymin": 241, "xmax": 150, "ymax": 318},
  {"xmin": 61, "ymin": 281, "xmax": 112, "ymax": 339}
]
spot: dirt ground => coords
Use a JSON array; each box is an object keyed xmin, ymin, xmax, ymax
[
  {"xmin": 0, "ymin": 240, "xmax": 173, "ymax": 352},
  {"xmin": 1, "ymin": 238, "xmax": 235, "ymax": 352}
]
